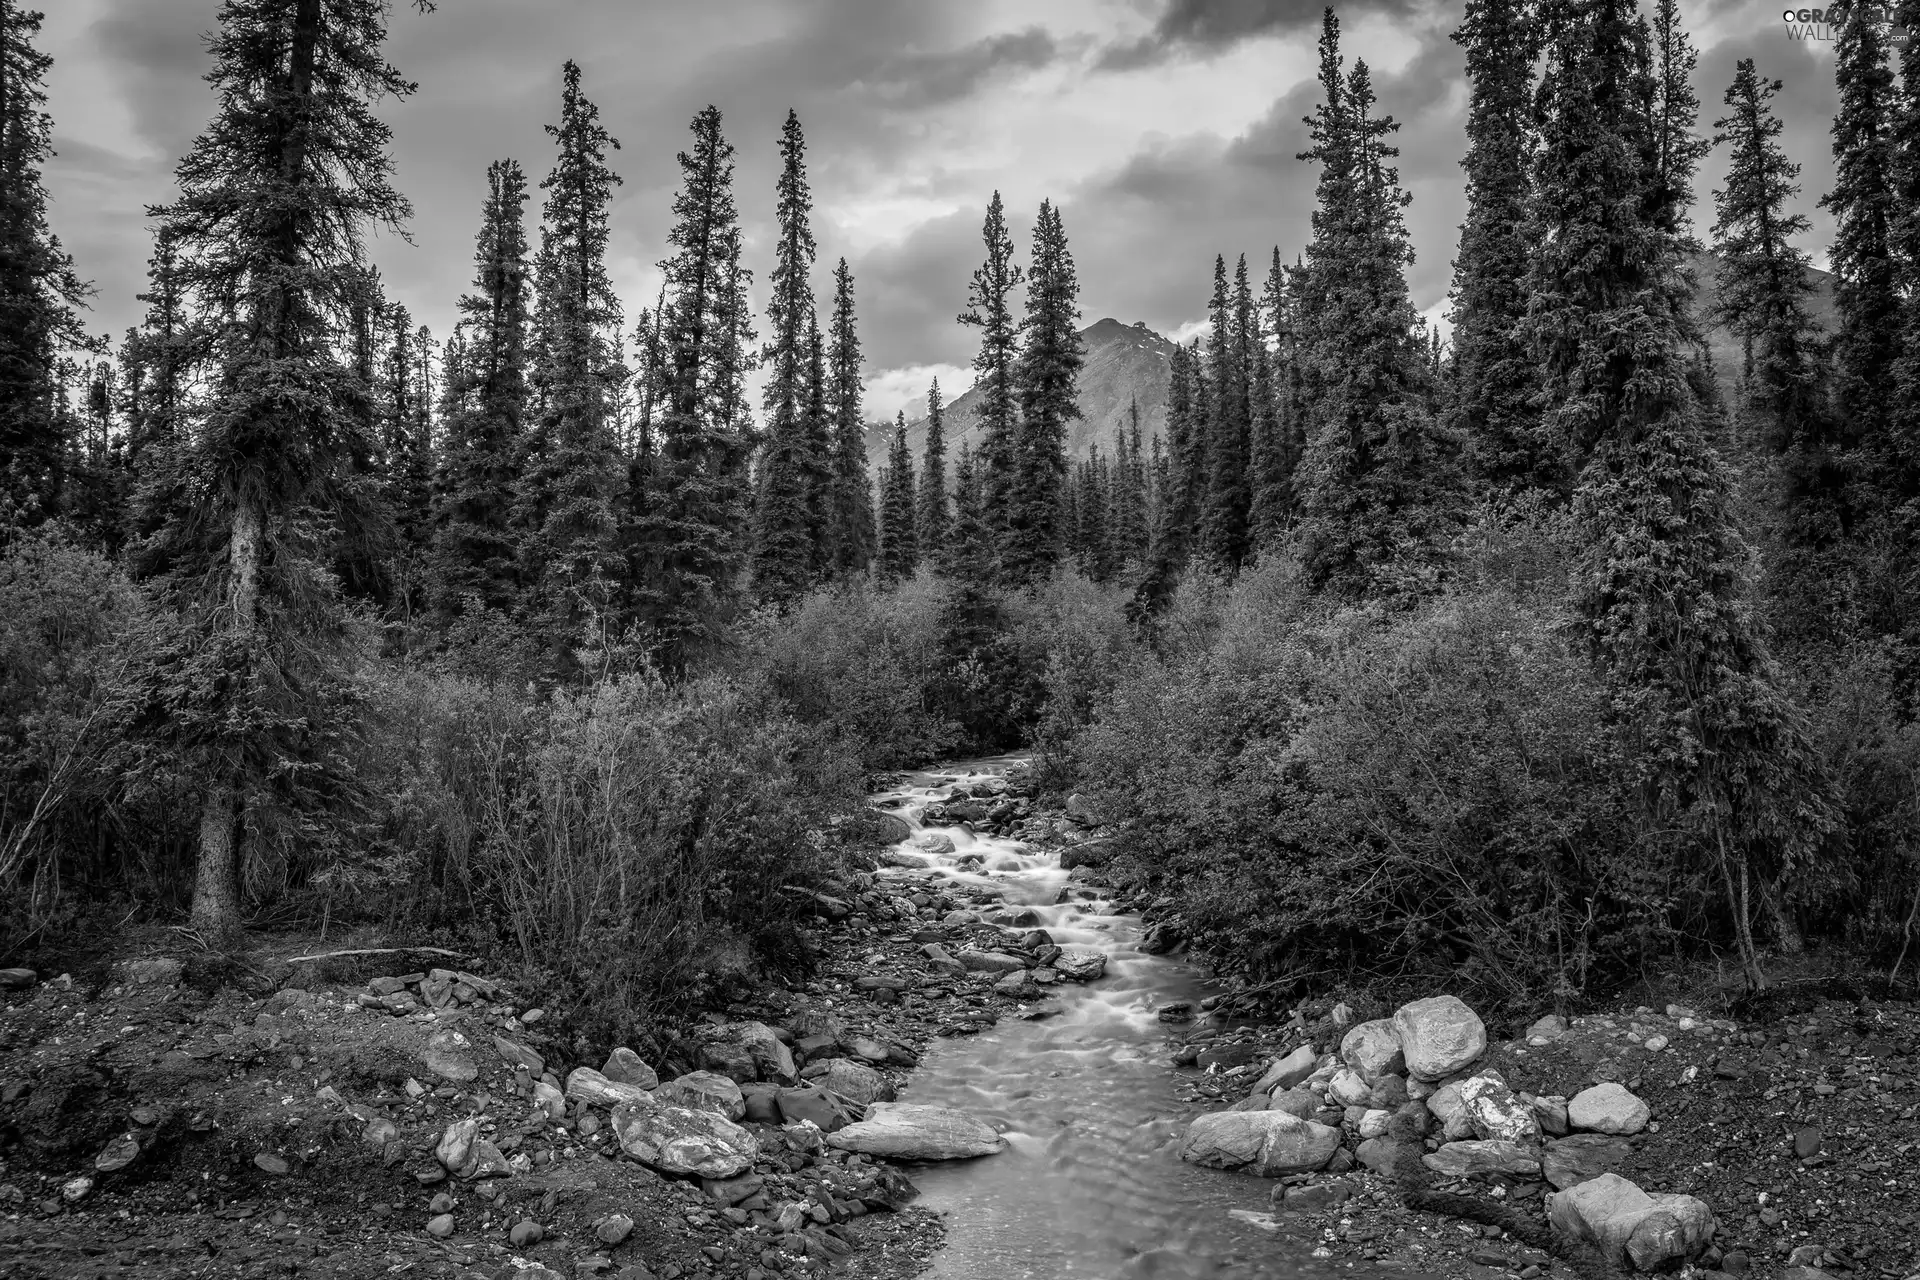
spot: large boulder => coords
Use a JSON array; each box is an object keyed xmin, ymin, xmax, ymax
[
  {"xmin": 610, "ymin": 1100, "xmax": 759, "ymax": 1179},
  {"xmin": 1568, "ymin": 1083, "xmax": 1650, "ymax": 1136},
  {"xmin": 1392, "ymin": 997, "xmax": 1487, "ymax": 1081},
  {"xmin": 1267, "ymin": 1089, "xmax": 1319, "ymax": 1121},
  {"xmin": 1543, "ymin": 1134, "xmax": 1633, "ymax": 1190},
  {"xmin": 1251, "ymin": 1045, "xmax": 1319, "ymax": 1095},
  {"xmin": 1329, "ymin": 1069, "xmax": 1373, "ymax": 1108},
  {"xmin": 776, "ymin": 1085, "xmax": 858, "ymax": 1132},
  {"xmin": 654, "ymin": 1071, "xmax": 747, "ymax": 1122},
  {"xmin": 827, "ymin": 1103, "xmax": 1004, "ymax": 1160},
  {"xmin": 566, "ymin": 1067, "xmax": 654, "ymax": 1109},
  {"xmin": 1053, "ymin": 951, "xmax": 1108, "ymax": 983},
  {"xmin": 1179, "ymin": 1110, "xmax": 1342, "ymax": 1177},
  {"xmin": 601, "ymin": 1047, "xmax": 659, "ymax": 1091},
  {"xmin": 717, "ymin": 1021, "xmax": 797, "ymax": 1085},
  {"xmin": 1339, "ymin": 1019, "xmax": 1406, "ymax": 1083},
  {"xmin": 1421, "ymin": 1140, "xmax": 1542, "ymax": 1180},
  {"xmin": 1459, "ymin": 1077, "xmax": 1541, "ymax": 1144},
  {"xmin": 816, "ymin": 1059, "xmax": 895, "ymax": 1107},
  {"xmin": 1548, "ymin": 1173, "xmax": 1715, "ymax": 1271}
]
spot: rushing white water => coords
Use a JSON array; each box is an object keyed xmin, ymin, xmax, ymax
[{"xmin": 869, "ymin": 759, "xmax": 1343, "ymax": 1280}]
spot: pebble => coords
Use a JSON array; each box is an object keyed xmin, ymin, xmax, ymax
[
  {"xmin": 253, "ymin": 1153, "xmax": 289, "ymax": 1176},
  {"xmin": 510, "ymin": 1220, "xmax": 543, "ymax": 1247},
  {"xmin": 430, "ymin": 1192, "xmax": 455, "ymax": 1214},
  {"xmin": 595, "ymin": 1214, "xmax": 634, "ymax": 1245},
  {"xmin": 426, "ymin": 1214, "xmax": 455, "ymax": 1238}
]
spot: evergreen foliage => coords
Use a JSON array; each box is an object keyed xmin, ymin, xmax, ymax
[
  {"xmin": 1009, "ymin": 198, "xmax": 1084, "ymax": 584},
  {"xmin": 958, "ymin": 190, "xmax": 1023, "ymax": 577},
  {"xmin": 918, "ymin": 378, "xmax": 949, "ymax": 566},
  {"xmin": 823, "ymin": 258, "xmax": 875, "ymax": 578},
  {"xmin": 877, "ymin": 412, "xmax": 917, "ymax": 584}
]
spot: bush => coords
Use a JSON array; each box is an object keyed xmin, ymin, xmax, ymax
[{"xmin": 356, "ymin": 667, "xmax": 863, "ymax": 1045}]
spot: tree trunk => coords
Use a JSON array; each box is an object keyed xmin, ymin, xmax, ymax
[
  {"xmin": 1762, "ymin": 876, "xmax": 1805, "ymax": 956},
  {"xmin": 190, "ymin": 496, "xmax": 264, "ymax": 939},
  {"xmin": 1712, "ymin": 809, "xmax": 1767, "ymax": 991}
]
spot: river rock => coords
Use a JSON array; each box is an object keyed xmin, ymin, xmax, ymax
[
  {"xmin": 1358, "ymin": 1109, "xmax": 1391, "ymax": 1139},
  {"xmin": 1527, "ymin": 1014, "xmax": 1570, "ymax": 1043},
  {"xmin": 655, "ymin": 1071, "xmax": 746, "ymax": 1121},
  {"xmin": 1252, "ymin": 1045, "xmax": 1319, "ymax": 1094},
  {"xmin": 1356, "ymin": 1136, "xmax": 1400, "ymax": 1176},
  {"xmin": 1179, "ymin": 1110, "xmax": 1342, "ymax": 1177},
  {"xmin": 601, "ymin": 1047, "xmax": 659, "ymax": 1090},
  {"xmin": 817, "ymin": 1059, "xmax": 894, "ymax": 1107},
  {"xmin": 1393, "ymin": 996, "xmax": 1487, "ymax": 1081},
  {"xmin": 1459, "ymin": 1076, "xmax": 1540, "ymax": 1143},
  {"xmin": 828, "ymin": 1103, "xmax": 1005, "ymax": 1160},
  {"xmin": 921, "ymin": 943, "xmax": 966, "ymax": 977},
  {"xmin": 994, "ymin": 969, "xmax": 1041, "ymax": 999},
  {"xmin": 423, "ymin": 1030, "xmax": 480, "ymax": 1083},
  {"xmin": 1533, "ymin": 1094, "xmax": 1571, "ymax": 1137},
  {"xmin": 610, "ymin": 1100, "xmax": 758, "ymax": 1178},
  {"xmin": 1369, "ymin": 1075, "xmax": 1409, "ymax": 1108},
  {"xmin": 1421, "ymin": 1140, "xmax": 1542, "ymax": 1180},
  {"xmin": 776, "ymin": 1084, "xmax": 857, "ymax": 1131},
  {"xmin": 958, "ymin": 950, "xmax": 1027, "ymax": 974},
  {"xmin": 1568, "ymin": 1083, "xmax": 1650, "ymax": 1135},
  {"xmin": 1053, "ymin": 951, "xmax": 1107, "ymax": 982},
  {"xmin": 435, "ymin": 1119, "xmax": 478, "ymax": 1171},
  {"xmin": 1339, "ymin": 1019, "xmax": 1406, "ymax": 1082},
  {"xmin": 1543, "ymin": 1134, "xmax": 1633, "ymax": 1190},
  {"xmin": 492, "ymin": 1035, "xmax": 544, "ymax": 1076},
  {"xmin": 709, "ymin": 1021, "xmax": 797, "ymax": 1084},
  {"xmin": 565, "ymin": 1067, "xmax": 654, "ymax": 1109},
  {"xmin": 1267, "ymin": 1088, "xmax": 1318, "ymax": 1120},
  {"xmin": 1329, "ymin": 1068, "xmax": 1372, "ymax": 1108},
  {"xmin": 1548, "ymin": 1173, "xmax": 1715, "ymax": 1270}
]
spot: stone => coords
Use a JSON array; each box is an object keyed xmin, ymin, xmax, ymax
[
  {"xmin": 1229, "ymin": 1094, "xmax": 1270, "ymax": 1112},
  {"xmin": 1340, "ymin": 1019, "xmax": 1406, "ymax": 1082},
  {"xmin": 1358, "ymin": 1109, "xmax": 1391, "ymax": 1139},
  {"xmin": 1568, "ymin": 1083, "xmax": 1650, "ymax": 1136},
  {"xmin": 423, "ymin": 1030, "xmax": 480, "ymax": 1083},
  {"xmin": 698, "ymin": 1038, "xmax": 758, "ymax": 1083},
  {"xmin": 993, "ymin": 970, "xmax": 1040, "ymax": 1000},
  {"xmin": 510, "ymin": 1220, "xmax": 543, "ymax": 1247},
  {"xmin": 437, "ymin": 1119, "xmax": 479, "ymax": 1171},
  {"xmin": 1393, "ymin": 996, "xmax": 1488, "ymax": 1081},
  {"xmin": 1459, "ymin": 1076, "xmax": 1541, "ymax": 1143},
  {"xmin": 816, "ymin": 1059, "xmax": 894, "ymax": 1107},
  {"xmin": 1548, "ymin": 1173, "xmax": 1714, "ymax": 1271},
  {"xmin": 118, "ymin": 958, "xmax": 184, "ymax": 987},
  {"xmin": 957, "ymin": 950, "xmax": 1026, "ymax": 974},
  {"xmin": 253, "ymin": 1152, "xmax": 290, "ymax": 1176},
  {"xmin": 655, "ymin": 1071, "xmax": 746, "ymax": 1122},
  {"xmin": 602, "ymin": 1048, "xmax": 659, "ymax": 1090},
  {"xmin": 1267, "ymin": 1089, "xmax": 1318, "ymax": 1121},
  {"xmin": 740, "ymin": 1082, "xmax": 782, "ymax": 1124},
  {"xmin": 493, "ymin": 1035, "xmax": 544, "ymax": 1076},
  {"xmin": 1356, "ymin": 1137, "xmax": 1400, "ymax": 1176},
  {"xmin": 1792, "ymin": 1125, "xmax": 1822, "ymax": 1159},
  {"xmin": 1369, "ymin": 1075, "xmax": 1409, "ymax": 1109},
  {"xmin": 1178, "ymin": 1110, "xmax": 1343, "ymax": 1177},
  {"xmin": 1543, "ymin": 1134, "xmax": 1633, "ymax": 1190},
  {"xmin": 1527, "ymin": 1014, "xmax": 1570, "ymax": 1043},
  {"xmin": 610, "ymin": 1100, "xmax": 758, "ymax": 1178},
  {"xmin": 1533, "ymin": 1095, "xmax": 1570, "ymax": 1137},
  {"xmin": 776, "ymin": 1085, "xmax": 857, "ymax": 1132},
  {"xmin": 532, "ymin": 1081, "xmax": 566, "ymax": 1120},
  {"xmin": 716, "ymin": 1021, "xmax": 797, "ymax": 1085},
  {"xmin": 1329, "ymin": 1068, "xmax": 1372, "ymax": 1108},
  {"xmin": 1253, "ymin": 1045, "xmax": 1319, "ymax": 1094},
  {"xmin": 1427, "ymin": 1079, "xmax": 1469, "ymax": 1122},
  {"xmin": 0, "ymin": 968, "xmax": 37, "ymax": 989},
  {"xmin": 827, "ymin": 1103, "xmax": 1005, "ymax": 1160},
  {"xmin": 1422, "ymin": 1141, "xmax": 1542, "ymax": 1180},
  {"xmin": 95, "ymin": 1134, "xmax": 141, "ymax": 1174},
  {"xmin": 595, "ymin": 1215, "xmax": 634, "ymax": 1245},
  {"xmin": 1053, "ymin": 951, "xmax": 1108, "ymax": 982},
  {"xmin": 425, "ymin": 1213, "xmax": 454, "ymax": 1238},
  {"xmin": 566, "ymin": 1067, "xmax": 654, "ymax": 1109}
]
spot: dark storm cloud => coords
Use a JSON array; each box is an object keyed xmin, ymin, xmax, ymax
[
  {"xmin": 852, "ymin": 28, "xmax": 1070, "ymax": 109},
  {"xmin": 1098, "ymin": 0, "xmax": 1424, "ymax": 70}
]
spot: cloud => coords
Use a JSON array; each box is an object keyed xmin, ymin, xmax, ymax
[
  {"xmin": 850, "ymin": 28, "xmax": 1072, "ymax": 109},
  {"xmin": 1097, "ymin": 0, "xmax": 1423, "ymax": 70},
  {"xmin": 863, "ymin": 362, "xmax": 975, "ymax": 422}
]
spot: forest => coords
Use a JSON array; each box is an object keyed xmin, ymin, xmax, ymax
[{"xmin": 3, "ymin": 0, "xmax": 1920, "ymax": 1033}]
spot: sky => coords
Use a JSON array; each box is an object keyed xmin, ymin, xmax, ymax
[{"xmin": 41, "ymin": 0, "xmax": 1850, "ymax": 421}]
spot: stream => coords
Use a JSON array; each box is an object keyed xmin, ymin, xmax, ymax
[{"xmin": 868, "ymin": 759, "xmax": 1354, "ymax": 1280}]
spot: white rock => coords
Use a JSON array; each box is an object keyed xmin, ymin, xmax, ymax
[
  {"xmin": 565, "ymin": 1066, "xmax": 655, "ymax": 1109},
  {"xmin": 531, "ymin": 1081, "xmax": 565, "ymax": 1120},
  {"xmin": 601, "ymin": 1047, "xmax": 660, "ymax": 1090},
  {"xmin": 827, "ymin": 1103, "xmax": 1004, "ymax": 1160},
  {"xmin": 654, "ymin": 1071, "xmax": 746, "ymax": 1121},
  {"xmin": 435, "ymin": 1119, "xmax": 478, "ymax": 1171},
  {"xmin": 1251, "ymin": 1044, "xmax": 1319, "ymax": 1095},
  {"xmin": 1568, "ymin": 1083, "xmax": 1650, "ymax": 1136},
  {"xmin": 1358, "ymin": 1109, "xmax": 1392, "ymax": 1140},
  {"xmin": 1329, "ymin": 1068, "xmax": 1372, "ymax": 1108},
  {"xmin": 1393, "ymin": 996, "xmax": 1488, "ymax": 1081},
  {"xmin": 610, "ymin": 1099, "xmax": 759, "ymax": 1178},
  {"xmin": 1459, "ymin": 1076, "xmax": 1541, "ymax": 1143},
  {"xmin": 817, "ymin": 1059, "xmax": 895, "ymax": 1107},
  {"xmin": 1422, "ymin": 1140, "xmax": 1542, "ymax": 1179},
  {"xmin": 1548, "ymin": 1172, "xmax": 1715, "ymax": 1270},
  {"xmin": 1178, "ymin": 1109, "xmax": 1342, "ymax": 1177},
  {"xmin": 1338, "ymin": 1019, "xmax": 1405, "ymax": 1083}
]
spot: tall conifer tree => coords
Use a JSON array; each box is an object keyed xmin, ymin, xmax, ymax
[
  {"xmin": 878, "ymin": 412, "xmax": 917, "ymax": 583},
  {"xmin": 1201, "ymin": 255, "xmax": 1255, "ymax": 568},
  {"xmin": 824, "ymin": 258, "xmax": 875, "ymax": 577},
  {"xmin": 958, "ymin": 190, "xmax": 1023, "ymax": 572},
  {"xmin": 919, "ymin": 378, "xmax": 949, "ymax": 565},
  {"xmin": 140, "ymin": 0, "xmax": 423, "ymax": 935},
  {"xmin": 1009, "ymin": 197, "xmax": 1083, "ymax": 583}
]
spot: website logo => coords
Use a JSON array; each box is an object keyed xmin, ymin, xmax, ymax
[{"xmin": 1782, "ymin": 4, "xmax": 1916, "ymax": 42}]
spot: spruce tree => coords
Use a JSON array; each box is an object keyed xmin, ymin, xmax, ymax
[
  {"xmin": 958, "ymin": 190, "xmax": 1023, "ymax": 572},
  {"xmin": 750, "ymin": 110, "xmax": 825, "ymax": 606},
  {"xmin": 1135, "ymin": 340, "xmax": 1204, "ymax": 615},
  {"xmin": 638, "ymin": 104, "xmax": 754, "ymax": 671},
  {"xmin": 1710, "ymin": 61, "xmax": 1825, "ymax": 461},
  {"xmin": 1448, "ymin": 0, "xmax": 1548, "ymax": 493},
  {"xmin": 1887, "ymin": 0, "xmax": 1920, "ymax": 510},
  {"xmin": 1201, "ymin": 254, "xmax": 1255, "ymax": 569},
  {"xmin": 518, "ymin": 60, "xmax": 626, "ymax": 658},
  {"xmin": 1820, "ymin": 0, "xmax": 1900, "ymax": 474},
  {"xmin": 919, "ymin": 377, "xmax": 949, "ymax": 566},
  {"xmin": 0, "ymin": 0, "xmax": 89, "ymax": 531},
  {"xmin": 878, "ymin": 412, "xmax": 917, "ymax": 583},
  {"xmin": 1009, "ymin": 198, "xmax": 1083, "ymax": 584},
  {"xmin": 139, "ymin": 0, "xmax": 423, "ymax": 936},
  {"xmin": 1077, "ymin": 444, "xmax": 1111, "ymax": 581},
  {"xmin": 824, "ymin": 258, "xmax": 875, "ymax": 577},
  {"xmin": 433, "ymin": 157, "xmax": 529, "ymax": 616},
  {"xmin": 1293, "ymin": 13, "xmax": 1461, "ymax": 597}
]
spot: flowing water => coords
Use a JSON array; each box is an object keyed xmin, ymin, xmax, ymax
[{"xmin": 869, "ymin": 759, "xmax": 1350, "ymax": 1280}]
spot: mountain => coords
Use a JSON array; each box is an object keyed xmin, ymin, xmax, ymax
[
  {"xmin": 866, "ymin": 317, "xmax": 1178, "ymax": 473},
  {"xmin": 862, "ymin": 257, "xmax": 1839, "ymax": 477}
]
